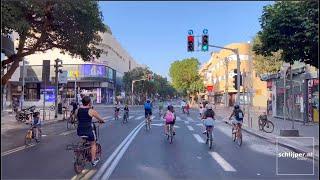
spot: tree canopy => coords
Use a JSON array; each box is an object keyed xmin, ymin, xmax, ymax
[
  {"xmin": 251, "ymin": 35, "xmax": 283, "ymax": 75},
  {"xmin": 1, "ymin": 0, "xmax": 106, "ymax": 85},
  {"xmin": 169, "ymin": 57, "xmax": 204, "ymax": 98},
  {"xmin": 253, "ymin": 1, "xmax": 318, "ymax": 68}
]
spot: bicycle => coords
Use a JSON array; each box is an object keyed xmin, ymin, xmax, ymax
[
  {"xmin": 231, "ymin": 119, "xmax": 242, "ymax": 146},
  {"xmin": 122, "ymin": 111, "xmax": 129, "ymax": 124},
  {"xmin": 145, "ymin": 114, "xmax": 151, "ymax": 131},
  {"xmin": 114, "ymin": 108, "xmax": 120, "ymax": 121},
  {"xmin": 66, "ymin": 122, "xmax": 102, "ymax": 174},
  {"xmin": 67, "ymin": 113, "xmax": 78, "ymax": 129},
  {"xmin": 25, "ymin": 123, "xmax": 42, "ymax": 145},
  {"xmin": 258, "ymin": 114, "xmax": 274, "ymax": 133},
  {"xmin": 167, "ymin": 123, "xmax": 174, "ymax": 144}
]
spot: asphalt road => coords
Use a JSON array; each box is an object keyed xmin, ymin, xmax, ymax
[{"xmin": 1, "ymin": 106, "xmax": 319, "ymax": 180}]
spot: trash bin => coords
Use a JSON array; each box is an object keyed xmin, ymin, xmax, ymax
[{"xmin": 58, "ymin": 103, "xmax": 63, "ymax": 114}]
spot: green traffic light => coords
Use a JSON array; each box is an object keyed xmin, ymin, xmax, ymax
[{"xmin": 202, "ymin": 45, "xmax": 208, "ymax": 51}]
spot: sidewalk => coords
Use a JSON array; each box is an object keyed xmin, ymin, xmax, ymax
[
  {"xmin": 214, "ymin": 106, "xmax": 319, "ymax": 161},
  {"xmin": 1, "ymin": 111, "xmax": 64, "ymax": 135}
]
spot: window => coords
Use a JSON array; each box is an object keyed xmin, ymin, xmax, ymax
[{"xmin": 25, "ymin": 83, "xmax": 40, "ymax": 101}]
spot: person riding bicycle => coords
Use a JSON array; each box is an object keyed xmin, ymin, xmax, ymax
[
  {"xmin": 181, "ymin": 100, "xmax": 186, "ymax": 113},
  {"xmin": 76, "ymin": 96, "xmax": 105, "ymax": 166},
  {"xmin": 30, "ymin": 111, "xmax": 42, "ymax": 142},
  {"xmin": 114, "ymin": 102, "xmax": 120, "ymax": 118},
  {"xmin": 228, "ymin": 104, "xmax": 244, "ymax": 133},
  {"xmin": 124, "ymin": 104, "xmax": 129, "ymax": 119},
  {"xmin": 163, "ymin": 105, "xmax": 176, "ymax": 136},
  {"xmin": 201, "ymin": 104, "xmax": 215, "ymax": 134},
  {"xmin": 144, "ymin": 99, "xmax": 153, "ymax": 120}
]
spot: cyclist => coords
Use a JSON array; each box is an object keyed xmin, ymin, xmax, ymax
[
  {"xmin": 114, "ymin": 102, "xmax": 120, "ymax": 119},
  {"xmin": 70, "ymin": 100, "xmax": 78, "ymax": 122},
  {"xmin": 31, "ymin": 111, "xmax": 42, "ymax": 142},
  {"xmin": 144, "ymin": 99, "xmax": 152, "ymax": 121},
  {"xmin": 76, "ymin": 96, "xmax": 105, "ymax": 166},
  {"xmin": 163, "ymin": 105, "xmax": 176, "ymax": 135},
  {"xmin": 181, "ymin": 100, "xmax": 186, "ymax": 113},
  {"xmin": 158, "ymin": 100, "xmax": 164, "ymax": 116},
  {"xmin": 228, "ymin": 104, "xmax": 244, "ymax": 133},
  {"xmin": 124, "ymin": 104, "xmax": 129, "ymax": 119},
  {"xmin": 201, "ymin": 104, "xmax": 215, "ymax": 134}
]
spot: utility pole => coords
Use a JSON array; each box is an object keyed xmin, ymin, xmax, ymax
[
  {"xmin": 224, "ymin": 57, "xmax": 230, "ymax": 107},
  {"xmin": 131, "ymin": 78, "xmax": 146, "ymax": 105},
  {"xmin": 20, "ymin": 58, "xmax": 25, "ymax": 110},
  {"xmin": 248, "ymin": 41, "xmax": 253, "ymax": 128},
  {"xmin": 54, "ymin": 58, "xmax": 63, "ymax": 119}
]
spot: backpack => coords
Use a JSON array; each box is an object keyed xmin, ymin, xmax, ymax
[
  {"xmin": 235, "ymin": 109, "xmax": 244, "ymax": 120},
  {"xmin": 165, "ymin": 111, "xmax": 174, "ymax": 123},
  {"xmin": 144, "ymin": 103, "xmax": 151, "ymax": 110}
]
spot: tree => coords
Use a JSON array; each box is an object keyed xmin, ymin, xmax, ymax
[
  {"xmin": 169, "ymin": 57, "xmax": 204, "ymax": 103},
  {"xmin": 1, "ymin": 0, "xmax": 106, "ymax": 85},
  {"xmin": 251, "ymin": 35, "xmax": 283, "ymax": 76},
  {"xmin": 253, "ymin": 1, "xmax": 319, "ymax": 68}
]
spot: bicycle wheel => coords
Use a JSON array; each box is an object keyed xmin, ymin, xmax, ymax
[
  {"xmin": 263, "ymin": 121, "xmax": 274, "ymax": 133},
  {"xmin": 209, "ymin": 131, "xmax": 213, "ymax": 149},
  {"xmin": 25, "ymin": 130, "xmax": 32, "ymax": 145},
  {"xmin": 258, "ymin": 119, "xmax": 263, "ymax": 130},
  {"xmin": 232, "ymin": 127, "xmax": 236, "ymax": 142},
  {"xmin": 74, "ymin": 155, "xmax": 85, "ymax": 174},
  {"xmin": 148, "ymin": 118, "xmax": 151, "ymax": 130},
  {"xmin": 67, "ymin": 118, "xmax": 71, "ymax": 129},
  {"xmin": 96, "ymin": 143, "xmax": 102, "ymax": 158},
  {"xmin": 169, "ymin": 125, "xmax": 173, "ymax": 144},
  {"xmin": 237, "ymin": 132, "xmax": 242, "ymax": 146},
  {"xmin": 36, "ymin": 128, "xmax": 42, "ymax": 142}
]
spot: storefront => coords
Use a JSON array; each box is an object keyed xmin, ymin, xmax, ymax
[{"xmin": 307, "ymin": 78, "xmax": 319, "ymax": 123}]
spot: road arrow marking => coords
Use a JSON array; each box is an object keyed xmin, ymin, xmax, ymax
[{"xmin": 209, "ymin": 152, "xmax": 236, "ymax": 172}]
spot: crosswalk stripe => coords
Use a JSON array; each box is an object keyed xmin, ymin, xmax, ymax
[
  {"xmin": 176, "ymin": 116, "xmax": 181, "ymax": 121},
  {"xmin": 184, "ymin": 121, "xmax": 189, "ymax": 124},
  {"xmin": 136, "ymin": 115, "xmax": 144, "ymax": 120},
  {"xmin": 209, "ymin": 152, "xmax": 236, "ymax": 172},
  {"xmin": 187, "ymin": 125, "xmax": 194, "ymax": 131},
  {"xmin": 193, "ymin": 134, "xmax": 205, "ymax": 143}
]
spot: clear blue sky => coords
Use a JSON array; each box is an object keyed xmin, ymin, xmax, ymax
[{"xmin": 99, "ymin": 1, "xmax": 273, "ymax": 78}]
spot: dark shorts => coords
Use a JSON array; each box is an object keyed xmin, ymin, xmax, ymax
[
  {"xmin": 77, "ymin": 129, "xmax": 96, "ymax": 142},
  {"xmin": 165, "ymin": 120, "xmax": 175, "ymax": 125},
  {"xmin": 145, "ymin": 109, "xmax": 152, "ymax": 118}
]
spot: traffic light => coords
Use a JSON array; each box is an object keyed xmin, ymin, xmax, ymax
[
  {"xmin": 54, "ymin": 59, "xmax": 63, "ymax": 73},
  {"xmin": 187, "ymin": 35, "xmax": 194, "ymax": 52},
  {"xmin": 202, "ymin": 35, "xmax": 209, "ymax": 51},
  {"xmin": 232, "ymin": 69, "xmax": 242, "ymax": 90}
]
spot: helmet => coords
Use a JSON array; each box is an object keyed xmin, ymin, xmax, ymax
[
  {"xmin": 146, "ymin": 99, "xmax": 150, "ymax": 103},
  {"xmin": 234, "ymin": 105, "xmax": 240, "ymax": 109},
  {"xmin": 205, "ymin": 104, "xmax": 212, "ymax": 110},
  {"xmin": 33, "ymin": 111, "xmax": 40, "ymax": 118}
]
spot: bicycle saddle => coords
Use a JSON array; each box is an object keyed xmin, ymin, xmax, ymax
[{"xmin": 80, "ymin": 136, "xmax": 89, "ymax": 139}]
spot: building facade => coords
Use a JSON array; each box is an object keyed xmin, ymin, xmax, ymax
[
  {"xmin": 4, "ymin": 25, "xmax": 142, "ymax": 108},
  {"xmin": 199, "ymin": 43, "xmax": 268, "ymax": 107}
]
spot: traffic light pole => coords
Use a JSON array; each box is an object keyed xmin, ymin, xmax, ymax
[
  {"xmin": 208, "ymin": 44, "xmax": 241, "ymax": 104},
  {"xmin": 54, "ymin": 60, "xmax": 59, "ymax": 119}
]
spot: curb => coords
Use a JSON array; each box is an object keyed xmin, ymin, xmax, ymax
[{"xmin": 220, "ymin": 119, "xmax": 319, "ymax": 162}]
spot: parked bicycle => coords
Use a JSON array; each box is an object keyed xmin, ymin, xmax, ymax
[
  {"xmin": 258, "ymin": 114, "xmax": 274, "ymax": 133},
  {"xmin": 25, "ymin": 122, "xmax": 42, "ymax": 145},
  {"xmin": 16, "ymin": 106, "xmax": 36, "ymax": 123},
  {"xmin": 66, "ymin": 122, "xmax": 102, "ymax": 174}
]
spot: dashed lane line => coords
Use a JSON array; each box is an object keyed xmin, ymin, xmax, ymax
[
  {"xmin": 193, "ymin": 134, "xmax": 205, "ymax": 143},
  {"xmin": 209, "ymin": 152, "xmax": 237, "ymax": 172}
]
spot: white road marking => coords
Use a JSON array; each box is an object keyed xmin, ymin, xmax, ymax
[
  {"xmin": 60, "ymin": 130, "xmax": 76, "ymax": 136},
  {"xmin": 1, "ymin": 143, "xmax": 36, "ymax": 156},
  {"xmin": 193, "ymin": 134, "xmax": 205, "ymax": 143},
  {"xmin": 196, "ymin": 123, "xmax": 203, "ymax": 126},
  {"xmin": 187, "ymin": 117, "xmax": 194, "ymax": 122},
  {"xmin": 135, "ymin": 115, "xmax": 144, "ymax": 120},
  {"xmin": 92, "ymin": 121, "xmax": 144, "ymax": 180},
  {"xmin": 209, "ymin": 152, "xmax": 237, "ymax": 172},
  {"xmin": 176, "ymin": 116, "xmax": 181, "ymax": 121},
  {"xmin": 100, "ymin": 123, "xmax": 145, "ymax": 179},
  {"xmin": 187, "ymin": 125, "xmax": 194, "ymax": 131},
  {"xmin": 128, "ymin": 116, "xmax": 134, "ymax": 119},
  {"xmin": 184, "ymin": 121, "xmax": 189, "ymax": 124},
  {"xmin": 102, "ymin": 116, "xmax": 111, "ymax": 120}
]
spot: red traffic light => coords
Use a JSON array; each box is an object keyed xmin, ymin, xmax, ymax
[{"xmin": 188, "ymin": 36, "xmax": 194, "ymax": 42}]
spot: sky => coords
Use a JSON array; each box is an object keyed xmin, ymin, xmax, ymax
[{"xmin": 99, "ymin": 1, "xmax": 273, "ymax": 78}]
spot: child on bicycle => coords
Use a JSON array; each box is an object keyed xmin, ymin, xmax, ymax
[
  {"xmin": 31, "ymin": 111, "xmax": 42, "ymax": 142},
  {"xmin": 163, "ymin": 105, "xmax": 176, "ymax": 136},
  {"xmin": 201, "ymin": 104, "xmax": 215, "ymax": 134},
  {"xmin": 229, "ymin": 105, "xmax": 244, "ymax": 133},
  {"xmin": 124, "ymin": 104, "xmax": 129, "ymax": 118}
]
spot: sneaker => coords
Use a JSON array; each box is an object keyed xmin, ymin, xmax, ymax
[
  {"xmin": 92, "ymin": 159, "xmax": 100, "ymax": 166},
  {"xmin": 202, "ymin": 131, "xmax": 207, "ymax": 134},
  {"xmin": 173, "ymin": 132, "xmax": 176, "ymax": 136}
]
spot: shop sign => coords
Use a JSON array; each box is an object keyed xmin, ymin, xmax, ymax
[
  {"xmin": 308, "ymin": 79, "xmax": 313, "ymax": 122},
  {"xmin": 207, "ymin": 85, "xmax": 214, "ymax": 92}
]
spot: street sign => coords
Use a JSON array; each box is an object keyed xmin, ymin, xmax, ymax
[
  {"xmin": 203, "ymin": 29, "xmax": 208, "ymax": 34},
  {"xmin": 188, "ymin": 29, "xmax": 193, "ymax": 35},
  {"xmin": 59, "ymin": 71, "xmax": 68, "ymax": 84}
]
